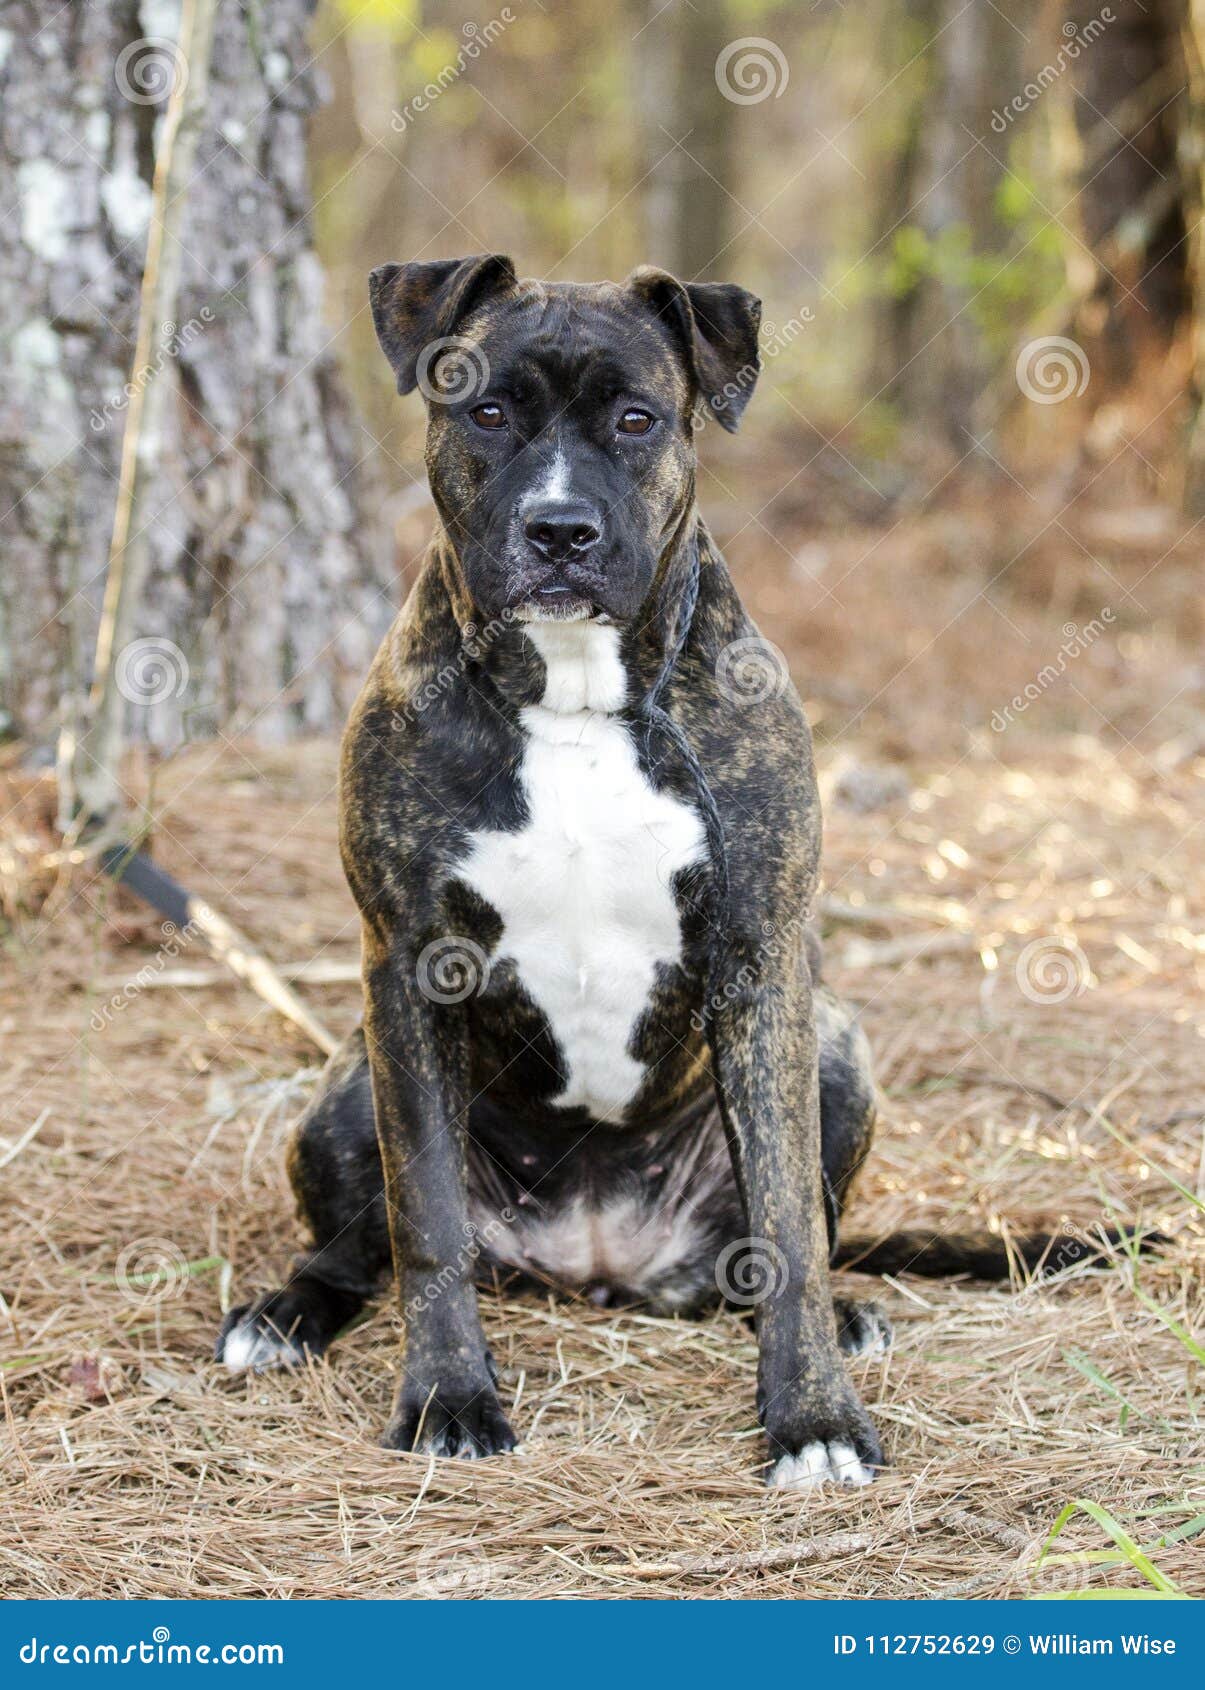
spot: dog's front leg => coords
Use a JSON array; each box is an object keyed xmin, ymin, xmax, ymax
[
  {"xmin": 362, "ymin": 934, "xmax": 516, "ymax": 1459},
  {"xmin": 711, "ymin": 945, "xmax": 881, "ymax": 1491}
]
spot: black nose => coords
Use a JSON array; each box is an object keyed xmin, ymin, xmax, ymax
[{"xmin": 523, "ymin": 502, "xmax": 602, "ymax": 563}]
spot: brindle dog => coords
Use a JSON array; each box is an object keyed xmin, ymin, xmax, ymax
[{"xmin": 217, "ymin": 257, "xmax": 1149, "ymax": 1490}]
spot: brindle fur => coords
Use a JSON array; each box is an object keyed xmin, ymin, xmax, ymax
[{"xmin": 217, "ymin": 259, "xmax": 1158, "ymax": 1479}]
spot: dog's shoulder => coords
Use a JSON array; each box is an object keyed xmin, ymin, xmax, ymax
[
  {"xmin": 339, "ymin": 550, "xmax": 525, "ymax": 918},
  {"xmin": 676, "ymin": 537, "xmax": 820, "ymax": 891}
]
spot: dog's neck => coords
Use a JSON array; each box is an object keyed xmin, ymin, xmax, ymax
[
  {"xmin": 411, "ymin": 516, "xmax": 705, "ymax": 720},
  {"xmin": 518, "ymin": 620, "xmax": 628, "ymax": 716}
]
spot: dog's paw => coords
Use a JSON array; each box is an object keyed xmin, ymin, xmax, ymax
[
  {"xmin": 218, "ymin": 1308, "xmax": 306, "ymax": 1374},
  {"xmin": 215, "ymin": 1279, "xmax": 354, "ymax": 1374},
  {"xmin": 768, "ymin": 1440, "xmax": 875, "ymax": 1490},
  {"xmin": 764, "ymin": 1388, "xmax": 883, "ymax": 1494},
  {"xmin": 382, "ymin": 1379, "xmax": 517, "ymax": 1460},
  {"xmin": 834, "ymin": 1297, "xmax": 893, "ymax": 1358}
]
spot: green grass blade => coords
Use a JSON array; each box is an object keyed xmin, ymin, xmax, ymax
[{"xmin": 1049, "ymin": 1498, "xmax": 1184, "ymax": 1596}]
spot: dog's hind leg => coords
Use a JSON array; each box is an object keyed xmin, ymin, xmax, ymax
[
  {"xmin": 815, "ymin": 975, "xmax": 892, "ymax": 1357},
  {"xmin": 217, "ymin": 1030, "xmax": 389, "ymax": 1372}
]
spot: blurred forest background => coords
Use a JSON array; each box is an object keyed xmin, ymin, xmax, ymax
[{"xmin": 3, "ymin": 0, "xmax": 1204, "ymax": 770}]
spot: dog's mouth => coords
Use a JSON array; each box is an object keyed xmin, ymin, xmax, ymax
[{"xmin": 510, "ymin": 583, "xmax": 606, "ymax": 624}]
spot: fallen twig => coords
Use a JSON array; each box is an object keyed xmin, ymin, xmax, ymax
[{"xmin": 622, "ymin": 1531, "xmax": 874, "ymax": 1579}]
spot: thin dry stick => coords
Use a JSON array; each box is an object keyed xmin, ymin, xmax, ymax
[
  {"xmin": 185, "ymin": 898, "xmax": 339, "ymax": 1058},
  {"xmin": 97, "ymin": 958, "xmax": 362, "ymax": 992},
  {"xmin": 102, "ymin": 846, "xmax": 339, "ymax": 1055},
  {"xmin": 70, "ymin": 0, "xmax": 220, "ymax": 822},
  {"xmin": 622, "ymin": 1532, "xmax": 874, "ymax": 1579}
]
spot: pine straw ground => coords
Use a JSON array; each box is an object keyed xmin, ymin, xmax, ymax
[{"xmin": 2, "ymin": 474, "xmax": 1204, "ymax": 1600}]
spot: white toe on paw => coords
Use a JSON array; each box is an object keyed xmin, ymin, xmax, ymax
[
  {"xmin": 221, "ymin": 1322, "xmax": 303, "ymax": 1375},
  {"xmin": 769, "ymin": 1439, "xmax": 874, "ymax": 1491}
]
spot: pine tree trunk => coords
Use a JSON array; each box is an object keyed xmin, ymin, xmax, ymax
[
  {"xmin": 0, "ymin": 0, "xmax": 394, "ymax": 755},
  {"xmin": 1068, "ymin": 0, "xmax": 1190, "ymax": 383},
  {"xmin": 630, "ymin": 0, "xmax": 735, "ymax": 281},
  {"xmin": 910, "ymin": 0, "xmax": 1026, "ymax": 448}
]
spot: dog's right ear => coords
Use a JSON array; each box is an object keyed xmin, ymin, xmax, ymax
[{"xmin": 369, "ymin": 255, "xmax": 517, "ymax": 395}]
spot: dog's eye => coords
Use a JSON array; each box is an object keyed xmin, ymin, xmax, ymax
[
  {"xmin": 469, "ymin": 403, "xmax": 507, "ymax": 431},
  {"xmin": 617, "ymin": 409, "xmax": 655, "ymax": 436}
]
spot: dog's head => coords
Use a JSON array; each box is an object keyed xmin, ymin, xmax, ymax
[{"xmin": 369, "ymin": 256, "xmax": 761, "ymax": 625}]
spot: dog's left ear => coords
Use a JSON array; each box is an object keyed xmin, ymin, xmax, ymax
[
  {"xmin": 627, "ymin": 267, "xmax": 762, "ymax": 432},
  {"xmin": 369, "ymin": 254, "xmax": 517, "ymax": 395}
]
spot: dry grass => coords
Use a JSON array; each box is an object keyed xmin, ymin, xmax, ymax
[{"xmin": 1, "ymin": 479, "xmax": 1203, "ymax": 1599}]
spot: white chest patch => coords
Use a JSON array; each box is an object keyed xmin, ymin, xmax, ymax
[{"xmin": 459, "ymin": 621, "xmax": 705, "ymax": 1122}]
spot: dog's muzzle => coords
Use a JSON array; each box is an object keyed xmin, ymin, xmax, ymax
[{"xmin": 510, "ymin": 497, "xmax": 606, "ymax": 620}]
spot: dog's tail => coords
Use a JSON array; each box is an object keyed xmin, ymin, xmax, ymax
[{"xmin": 830, "ymin": 1223, "xmax": 1167, "ymax": 1281}]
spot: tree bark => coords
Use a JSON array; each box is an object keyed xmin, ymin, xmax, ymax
[
  {"xmin": 630, "ymin": 0, "xmax": 735, "ymax": 280},
  {"xmin": 0, "ymin": 0, "xmax": 394, "ymax": 756},
  {"xmin": 1068, "ymin": 0, "xmax": 1190, "ymax": 380},
  {"xmin": 909, "ymin": 0, "xmax": 1027, "ymax": 448}
]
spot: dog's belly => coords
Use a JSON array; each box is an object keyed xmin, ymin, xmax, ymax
[
  {"xmin": 467, "ymin": 1104, "xmax": 739, "ymax": 1309},
  {"xmin": 476, "ymin": 1192, "xmax": 707, "ymax": 1304},
  {"xmin": 459, "ymin": 652, "xmax": 705, "ymax": 1123}
]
